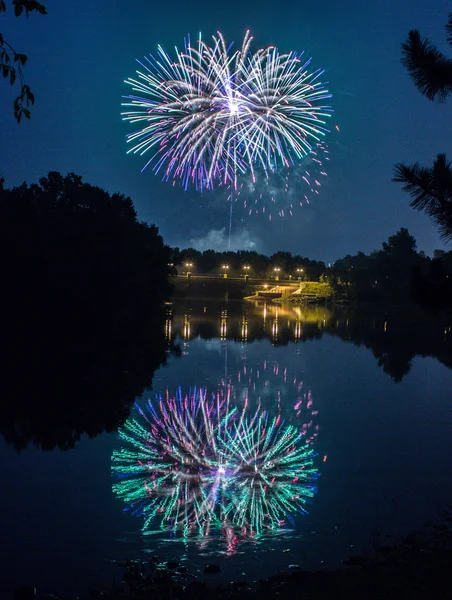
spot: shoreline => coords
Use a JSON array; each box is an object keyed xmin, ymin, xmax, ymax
[{"xmin": 17, "ymin": 535, "xmax": 452, "ymax": 600}]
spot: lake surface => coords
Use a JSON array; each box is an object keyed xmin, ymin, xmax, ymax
[{"xmin": 1, "ymin": 299, "xmax": 452, "ymax": 597}]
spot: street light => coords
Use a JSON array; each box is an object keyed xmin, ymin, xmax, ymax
[
  {"xmin": 296, "ymin": 267, "xmax": 304, "ymax": 281},
  {"xmin": 242, "ymin": 264, "xmax": 251, "ymax": 281},
  {"xmin": 184, "ymin": 262, "xmax": 194, "ymax": 279},
  {"xmin": 273, "ymin": 266, "xmax": 281, "ymax": 281},
  {"xmin": 221, "ymin": 264, "xmax": 229, "ymax": 278}
]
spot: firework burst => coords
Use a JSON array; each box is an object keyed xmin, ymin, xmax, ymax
[
  {"xmin": 122, "ymin": 31, "xmax": 332, "ymax": 190},
  {"xmin": 112, "ymin": 387, "xmax": 318, "ymax": 542}
]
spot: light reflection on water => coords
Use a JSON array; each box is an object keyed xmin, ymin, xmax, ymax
[
  {"xmin": 112, "ymin": 380, "xmax": 320, "ymax": 555},
  {"xmin": 112, "ymin": 299, "xmax": 452, "ymax": 575},
  {"xmin": 2, "ymin": 299, "xmax": 452, "ymax": 595},
  {"xmin": 112, "ymin": 301, "xmax": 332, "ymax": 570}
]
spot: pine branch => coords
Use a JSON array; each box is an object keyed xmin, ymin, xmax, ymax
[
  {"xmin": 446, "ymin": 12, "xmax": 452, "ymax": 47},
  {"xmin": 401, "ymin": 29, "xmax": 452, "ymax": 101},
  {"xmin": 394, "ymin": 155, "xmax": 452, "ymax": 242}
]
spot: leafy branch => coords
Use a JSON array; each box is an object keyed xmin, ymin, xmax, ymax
[{"xmin": 0, "ymin": 0, "xmax": 47, "ymax": 122}]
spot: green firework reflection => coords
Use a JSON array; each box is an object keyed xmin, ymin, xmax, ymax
[{"xmin": 111, "ymin": 387, "xmax": 319, "ymax": 546}]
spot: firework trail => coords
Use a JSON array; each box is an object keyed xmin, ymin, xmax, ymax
[
  {"xmin": 226, "ymin": 360, "xmax": 320, "ymax": 445},
  {"xmin": 122, "ymin": 31, "xmax": 332, "ymax": 191},
  {"xmin": 231, "ymin": 141, "xmax": 331, "ymax": 220},
  {"xmin": 219, "ymin": 410, "xmax": 318, "ymax": 535}
]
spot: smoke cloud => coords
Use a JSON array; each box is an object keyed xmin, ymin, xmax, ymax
[{"xmin": 190, "ymin": 227, "xmax": 258, "ymax": 252}]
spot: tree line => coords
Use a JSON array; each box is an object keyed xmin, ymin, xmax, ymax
[
  {"xmin": 173, "ymin": 248, "xmax": 327, "ymax": 281},
  {"xmin": 0, "ymin": 172, "xmax": 174, "ymax": 450},
  {"xmin": 175, "ymin": 228, "xmax": 452, "ymax": 309},
  {"xmin": 328, "ymin": 228, "xmax": 452, "ymax": 309}
]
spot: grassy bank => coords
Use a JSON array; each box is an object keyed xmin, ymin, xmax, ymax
[{"xmin": 278, "ymin": 281, "xmax": 334, "ymax": 303}]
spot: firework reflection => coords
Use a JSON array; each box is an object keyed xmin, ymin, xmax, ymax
[{"xmin": 112, "ymin": 386, "xmax": 319, "ymax": 551}]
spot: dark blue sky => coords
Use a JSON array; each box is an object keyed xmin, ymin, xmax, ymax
[{"xmin": 1, "ymin": 0, "xmax": 451, "ymax": 261}]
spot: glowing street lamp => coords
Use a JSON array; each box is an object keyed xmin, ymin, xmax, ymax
[
  {"xmin": 184, "ymin": 262, "xmax": 194, "ymax": 279},
  {"xmin": 296, "ymin": 267, "xmax": 304, "ymax": 281},
  {"xmin": 273, "ymin": 266, "xmax": 281, "ymax": 281},
  {"xmin": 221, "ymin": 264, "xmax": 229, "ymax": 278}
]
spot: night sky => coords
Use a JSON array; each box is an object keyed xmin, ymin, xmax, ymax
[{"xmin": 1, "ymin": 0, "xmax": 451, "ymax": 261}]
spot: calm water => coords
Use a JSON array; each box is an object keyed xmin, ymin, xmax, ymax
[{"xmin": 1, "ymin": 300, "xmax": 452, "ymax": 596}]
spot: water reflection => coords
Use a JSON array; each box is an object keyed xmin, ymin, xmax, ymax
[
  {"xmin": 225, "ymin": 361, "xmax": 319, "ymax": 444},
  {"xmin": 112, "ymin": 385, "xmax": 318, "ymax": 552},
  {"xmin": 220, "ymin": 309, "xmax": 228, "ymax": 341},
  {"xmin": 3, "ymin": 298, "xmax": 452, "ymax": 596},
  {"xmin": 167, "ymin": 301, "xmax": 452, "ymax": 381},
  {"xmin": 0, "ymin": 317, "xmax": 170, "ymax": 451}
]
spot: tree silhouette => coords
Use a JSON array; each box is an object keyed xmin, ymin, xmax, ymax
[
  {"xmin": 401, "ymin": 14, "xmax": 452, "ymax": 102},
  {"xmin": 329, "ymin": 229, "xmax": 422, "ymax": 301},
  {"xmin": 394, "ymin": 154, "xmax": 452, "ymax": 242},
  {"xmin": 177, "ymin": 248, "xmax": 326, "ymax": 279},
  {"xmin": 0, "ymin": 172, "xmax": 173, "ymax": 450},
  {"xmin": 382, "ymin": 227, "xmax": 417, "ymax": 255},
  {"xmin": 395, "ymin": 15, "xmax": 452, "ymax": 242}
]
